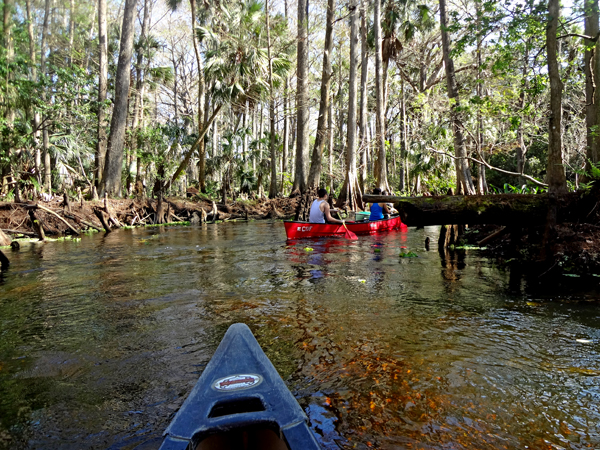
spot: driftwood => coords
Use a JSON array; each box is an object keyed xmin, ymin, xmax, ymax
[
  {"xmin": 93, "ymin": 207, "xmax": 111, "ymax": 232},
  {"xmin": 362, "ymin": 193, "xmax": 579, "ymax": 226},
  {"xmin": 103, "ymin": 193, "xmax": 122, "ymax": 227},
  {"xmin": 1, "ymin": 228, "xmax": 36, "ymax": 237},
  {"xmin": 35, "ymin": 204, "xmax": 80, "ymax": 235},
  {"xmin": 478, "ymin": 226, "xmax": 508, "ymax": 246},
  {"xmin": 63, "ymin": 213, "xmax": 104, "ymax": 232}
]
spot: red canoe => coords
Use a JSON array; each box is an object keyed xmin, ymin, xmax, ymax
[{"xmin": 284, "ymin": 215, "xmax": 407, "ymax": 239}]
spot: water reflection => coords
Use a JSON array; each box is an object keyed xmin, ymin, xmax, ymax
[{"xmin": 0, "ymin": 223, "xmax": 599, "ymax": 449}]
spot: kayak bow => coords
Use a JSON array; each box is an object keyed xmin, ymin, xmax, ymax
[{"xmin": 159, "ymin": 323, "xmax": 320, "ymax": 450}]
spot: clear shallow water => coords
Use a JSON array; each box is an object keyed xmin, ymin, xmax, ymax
[{"xmin": 0, "ymin": 222, "xmax": 599, "ymax": 449}]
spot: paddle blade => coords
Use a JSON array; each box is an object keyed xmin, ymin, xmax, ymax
[{"xmin": 343, "ymin": 224, "xmax": 358, "ymax": 240}]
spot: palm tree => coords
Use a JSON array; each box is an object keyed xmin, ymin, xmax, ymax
[{"xmin": 169, "ymin": 0, "xmax": 290, "ymax": 192}]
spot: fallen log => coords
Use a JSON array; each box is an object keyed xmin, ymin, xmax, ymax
[{"xmin": 362, "ymin": 193, "xmax": 579, "ymax": 226}]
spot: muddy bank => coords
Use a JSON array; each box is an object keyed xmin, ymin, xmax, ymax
[{"xmin": 0, "ymin": 195, "xmax": 300, "ymax": 239}]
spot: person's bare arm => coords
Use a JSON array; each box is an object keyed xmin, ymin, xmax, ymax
[
  {"xmin": 381, "ymin": 203, "xmax": 391, "ymax": 214},
  {"xmin": 323, "ymin": 203, "xmax": 343, "ymax": 223}
]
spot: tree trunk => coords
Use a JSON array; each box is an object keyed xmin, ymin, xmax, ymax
[
  {"xmin": 68, "ymin": 0, "xmax": 75, "ymax": 64},
  {"xmin": 585, "ymin": 0, "xmax": 600, "ymax": 175},
  {"xmin": 337, "ymin": 0, "xmax": 362, "ymax": 210},
  {"xmin": 546, "ymin": 0, "xmax": 567, "ymax": 194},
  {"xmin": 100, "ymin": 0, "xmax": 137, "ymax": 196},
  {"xmin": 26, "ymin": 0, "xmax": 42, "ymax": 187},
  {"xmin": 358, "ymin": 0, "xmax": 368, "ymax": 193},
  {"xmin": 399, "ymin": 78, "xmax": 408, "ymax": 192},
  {"xmin": 190, "ymin": 0, "xmax": 207, "ymax": 193},
  {"xmin": 439, "ymin": 0, "xmax": 475, "ymax": 195},
  {"xmin": 374, "ymin": 0, "xmax": 388, "ymax": 190},
  {"xmin": 2, "ymin": 0, "xmax": 15, "ymax": 195},
  {"xmin": 516, "ymin": 44, "xmax": 529, "ymax": 184},
  {"xmin": 129, "ymin": 0, "xmax": 150, "ymax": 194},
  {"xmin": 266, "ymin": 0, "xmax": 278, "ymax": 198},
  {"xmin": 40, "ymin": 0, "xmax": 52, "ymax": 192},
  {"xmin": 476, "ymin": 3, "xmax": 487, "ymax": 195},
  {"xmin": 96, "ymin": 0, "xmax": 108, "ymax": 187},
  {"xmin": 328, "ymin": 97, "xmax": 334, "ymax": 195},
  {"xmin": 292, "ymin": 0, "xmax": 310, "ymax": 194},
  {"xmin": 307, "ymin": 0, "xmax": 335, "ymax": 189}
]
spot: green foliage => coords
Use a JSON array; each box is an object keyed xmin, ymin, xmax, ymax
[
  {"xmin": 399, "ymin": 251, "xmax": 418, "ymax": 258},
  {"xmin": 489, "ymin": 183, "xmax": 547, "ymax": 194}
]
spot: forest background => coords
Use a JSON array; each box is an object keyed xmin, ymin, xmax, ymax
[{"xmin": 1, "ymin": 0, "xmax": 599, "ymax": 208}]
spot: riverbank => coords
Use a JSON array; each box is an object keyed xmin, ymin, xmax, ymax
[
  {"xmin": 462, "ymin": 221, "xmax": 600, "ymax": 280},
  {"xmin": 0, "ymin": 195, "xmax": 300, "ymax": 241}
]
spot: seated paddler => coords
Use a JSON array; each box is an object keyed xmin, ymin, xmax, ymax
[
  {"xmin": 309, "ymin": 189, "xmax": 344, "ymax": 224},
  {"xmin": 368, "ymin": 188, "xmax": 391, "ymax": 221}
]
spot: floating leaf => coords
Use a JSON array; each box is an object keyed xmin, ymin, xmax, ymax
[
  {"xmin": 304, "ymin": 247, "xmax": 313, "ymax": 252},
  {"xmin": 358, "ymin": 279, "xmax": 366, "ymax": 283},
  {"xmin": 563, "ymin": 274, "xmax": 580, "ymax": 278},
  {"xmin": 399, "ymin": 251, "xmax": 418, "ymax": 258}
]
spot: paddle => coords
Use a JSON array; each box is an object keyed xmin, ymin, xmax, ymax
[{"xmin": 341, "ymin": 219, "xmax": 358, "ymax": 240}]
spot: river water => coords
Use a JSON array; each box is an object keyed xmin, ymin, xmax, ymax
[{"xmin": 0, "ymin": 222, "xmax": 599, "ymax": 450}]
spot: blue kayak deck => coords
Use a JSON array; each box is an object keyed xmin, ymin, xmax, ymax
[{"xmin": 159, "ymin": 323, "xmax": 320, "ymax": 450}]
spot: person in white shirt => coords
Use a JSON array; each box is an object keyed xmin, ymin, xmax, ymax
[{"xmin": 309, "ymin": 189, "xmax": 343, "ymax": 224}]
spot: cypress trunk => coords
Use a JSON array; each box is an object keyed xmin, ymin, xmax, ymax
[{"xmin": 100, "ymin": 0, "xmax": 137, "ymax": 197}]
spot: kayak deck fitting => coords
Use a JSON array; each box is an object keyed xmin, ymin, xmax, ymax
[{"xmin": 159, "ymin": 323, "xmax": 320, "ymax": 450}]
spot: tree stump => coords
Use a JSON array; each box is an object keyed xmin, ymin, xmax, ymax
[
  {"xmin": 210, "ymin": 201, "xmax": 218, "ymax": 223},
  {"xmin": 0, "ymin": 229, "xmax": 11, "ymax": 247},
  {"xmin": 156, "ymin": 194, "xmax": 166, "ymax": 224},
  {"xmin": 28, "ymin": 209, "xmax": 46, "ymax": 241},
  {"xmin": 0, "ymin": 250, "xmax": 9, "ymax": 271},
  {"xmin": 63, "ymin": 192, "xmax": 72, "ymax": 213},
  {"xmin": 93, "ymin": 207, "xmax": 111, "ymax": 232}
]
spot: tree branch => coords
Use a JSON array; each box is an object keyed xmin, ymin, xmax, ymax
[{"xmin": 427, "ymin": 148, "xmax": 548, "ymax": 187}]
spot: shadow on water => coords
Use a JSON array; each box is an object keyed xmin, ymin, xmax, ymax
[{"xmin": 0, "ymin": 223, "xmax": 599, "ymax": 449}]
